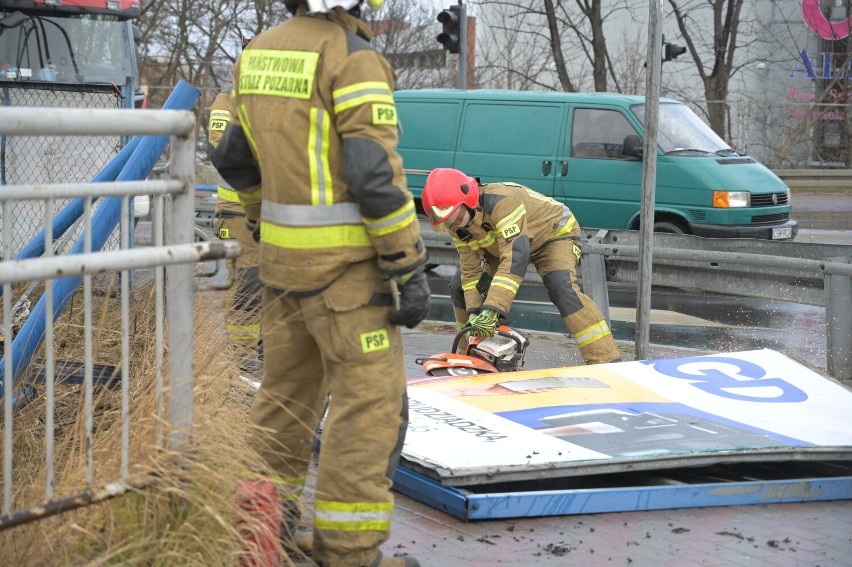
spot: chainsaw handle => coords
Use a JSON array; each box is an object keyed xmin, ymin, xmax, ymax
[
  {"xmin": 451, "ymin": 325, "xmax": 474, "ymax": 354},
  {"xmin": 451, "ymin": 325, "xmax": 524, "ymax": 354}
]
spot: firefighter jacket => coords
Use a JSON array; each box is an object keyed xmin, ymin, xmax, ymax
[
  {"xmin": 450, "ymin": 182, "xmax": 578, "ymax": 316},
  {"xmin": 211, "ymin": 9, "xmax": 426, "ymax": 293},
  {"xmin": 208, "ymin": 90, "xmax": 248, "ymax": 217}
]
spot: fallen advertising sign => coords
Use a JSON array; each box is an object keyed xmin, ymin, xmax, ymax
[
  {"xmin": 402, "ymin": 349, "xmax": 852, "ymax": 486},
  {"xmin": 396, "ymin": 349, "xmax": 852, "ymax": 520}
]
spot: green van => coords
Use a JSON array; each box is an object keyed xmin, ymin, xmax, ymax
[{"xmin": 394, "ymin": 89, "xmax": 798, "ymax": 240}]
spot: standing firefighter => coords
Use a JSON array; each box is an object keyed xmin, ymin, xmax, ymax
[
  {"xmin": 207, "ymin": 37, "xmax": 262, "ymax": 377},
  {"xmin": 422, "ymin": 168, "xmax": 621, "ymax": 365},
  {"xmin": 212, "ymin": 1, "xmax": 430, "ymax": 566}
]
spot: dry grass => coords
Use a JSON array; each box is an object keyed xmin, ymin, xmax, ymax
[{"xmin": 0, "ymin": 281, "xmax": 303, "ymax": 566}]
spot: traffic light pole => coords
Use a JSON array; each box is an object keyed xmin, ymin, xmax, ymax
[
  {"xmin": 458, "ymin": 1, "xmax": 467, "ymax": 89},
  {"xmin": 437, "ymin": 3, "xmax": 468, "ymax": 89}
]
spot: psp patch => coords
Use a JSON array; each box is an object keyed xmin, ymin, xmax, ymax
[
  {"xmin": 501, "ymin": 223, "xmax": 521, "ymax": 240},
  {"xmin": 360, "ymin": 328, "xmax": 390, "ymax": 354},
  {"xmin": 209, "ymin": 119, "xmax": 228, "ymax": 131},
  {"xmin": 372, "ymin": 103, "xmax": 397, "ymax": 126},
  {"xmin": 219, "ymin": 228, "xmax": 231, "ymax": 240}
]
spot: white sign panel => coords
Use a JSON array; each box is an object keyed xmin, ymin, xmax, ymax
[{"xmin": 402, "ymin": 350, "xmax": 852, "ymax": 485}]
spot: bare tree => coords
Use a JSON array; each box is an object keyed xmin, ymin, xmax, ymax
[
  {"xmin": 365, "ymin": 0, "xmax": 455, "ymax": 89},
  {"xmin": 137, "ymin": 0, "xmax": 288, "ymax": 109},
  {"xmin": 474, "ymin": 0, "xmax": 638, "ymax": 92},
  {"xmin": 666, "ymin": 0, "xmax": 753, "ymax": 141},
  {"xmin": 474, "ymin": 1, "xmax": 575, "ymax": 90}
]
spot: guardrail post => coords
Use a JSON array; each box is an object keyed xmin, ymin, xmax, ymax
[
  {"xmin": 826, "ymin": 256, "xmax": 852, "ymax": 381},
  {"xmin": 581, "ymin": 230, "xmax": 611, "ymax": 327}
]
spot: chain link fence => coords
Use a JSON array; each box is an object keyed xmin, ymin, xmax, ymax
[{"xmin": 0, "ymin": 82, "xmax": 126, "ymax": 259}]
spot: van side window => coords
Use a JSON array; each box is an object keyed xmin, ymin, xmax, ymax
[{"xmin": 571, "ymin": 108, "xmax": 638, "ymax": 159}]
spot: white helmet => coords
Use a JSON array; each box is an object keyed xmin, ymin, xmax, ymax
[{"xmin": 304, "ymin": 0, "xmax": 383, "ymax": 13}]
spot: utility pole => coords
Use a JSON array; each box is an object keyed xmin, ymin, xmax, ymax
[{"xmin": 635, "ymin": 1, "xmax": 663, "ymax": 360}]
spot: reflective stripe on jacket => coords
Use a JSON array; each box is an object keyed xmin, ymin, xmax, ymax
[{"xmin": 208, "ymin": 91, "xmax": 246, "ymax": 216}]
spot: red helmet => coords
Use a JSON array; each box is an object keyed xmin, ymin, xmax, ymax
[{"xmin": 422, "ymin": 168, "xmax": 479, "ymax": 228}]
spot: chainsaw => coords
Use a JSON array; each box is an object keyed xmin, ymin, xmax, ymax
[{"xmin": 415, "ymin": 324, "xmax": 530, "ymax": 376}]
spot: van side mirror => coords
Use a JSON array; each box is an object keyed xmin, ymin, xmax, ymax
[{"xmin": 623, "ymin": 134, "xmax": 643, "ymax": 159}]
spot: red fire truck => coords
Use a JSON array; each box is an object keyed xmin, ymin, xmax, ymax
[
  {"xmin": 1, "ymin": 0, "xmax": 145, "ymax": 252},
  {"xmin": 1, "ymin": 0, "xmax": 142, "ymax": 106}
]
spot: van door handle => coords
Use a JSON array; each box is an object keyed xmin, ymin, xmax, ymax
[
  {"xmin": 561, "ymin": 160, "xmax": 568, "ymax": 176},
  {"xmin": 542, "ymin": 160, "xmax": 552, "ymax": 176}
]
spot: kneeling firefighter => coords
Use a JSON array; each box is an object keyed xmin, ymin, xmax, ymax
[{"xmin": 422, "ymin": 167, "xmax": 621, "ymax": 365}]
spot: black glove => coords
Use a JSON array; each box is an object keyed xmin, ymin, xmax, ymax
[{"xmin": 389, "ymin": 270, "xmax": 431, "ymax": 329}]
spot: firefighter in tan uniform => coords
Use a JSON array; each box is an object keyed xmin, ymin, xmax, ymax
[
  {"xmin": 207, "ymin": 87, "xmax": 262, "ymax": 374},
  {"xmin": 422, "ymin": 168, "xmax": 621, "ymax": 365},
  {"xmin": 212, "ymin": 1, "xmax": 429, "ymax": 566}
]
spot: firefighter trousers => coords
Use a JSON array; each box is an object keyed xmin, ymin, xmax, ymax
[
  {"xmin": 449, "ymin": 238, "xmax": 620, "ymax": 364},
  {"xmin": 217, "ymin": 214, "xmax": 262, "ymax": 365},
  {"xmin": 249, "ymin": 260, "xmax": 408, "ymax": 567}
]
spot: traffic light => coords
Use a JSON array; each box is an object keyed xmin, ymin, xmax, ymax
[
  {"xmin": 437, "ymin": 6, "xmax": 461, "ymax": 54},
  {"xmin": 663, "ymin": 41, "xmax": 686, "ymax": 62}
]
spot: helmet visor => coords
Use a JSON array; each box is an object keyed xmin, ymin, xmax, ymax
[{"xmin": 428, "ymin": 204, "xmax": 469, "ymax": 231}]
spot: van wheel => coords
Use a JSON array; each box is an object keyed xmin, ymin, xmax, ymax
[{"xmin": 653, "ymin": 220, "xmax": 688, "ymax": 234}]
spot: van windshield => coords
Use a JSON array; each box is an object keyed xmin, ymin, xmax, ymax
[
  {"xmin": 0, "ymin": 12, "xmax": 132, "ymax": 85},
  {"xmin": 632, "ymin": 103, "xmax": 735, "ymax": 155}
]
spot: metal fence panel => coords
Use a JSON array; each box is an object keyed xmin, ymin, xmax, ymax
[{"xmin": 0, "ymin": 102, "xmax": 239, "ymax": 529}]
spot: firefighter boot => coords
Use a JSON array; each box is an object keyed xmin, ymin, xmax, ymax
[{"xmin": 281, "ymin": 502, "xmax": 314, "ymax": 558}]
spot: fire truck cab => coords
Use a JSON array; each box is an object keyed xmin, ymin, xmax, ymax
[{"xmin": 0, "ymin": 0, "xmax": 142, "ymax": 107}]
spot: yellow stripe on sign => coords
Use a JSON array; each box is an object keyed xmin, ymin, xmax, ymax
[
  {"xmin": 360, "ymin": 329, "xmax": 390, "ymax": 354},
  {"xmin": 239, "ymin": 49, "xmax": 319, "ymax": 99},
  {"xmin": 261, "ymin": 223, "xmax": 372, "ymax": 249}
]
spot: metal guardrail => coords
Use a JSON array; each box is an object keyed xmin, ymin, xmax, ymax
[
  {"xmin": 420, "ymin": 221, "xmax": 852, "ymax": 380},
  {"xmin": 0, "ymin": 103, "xmax": 241, "ymax": 529},
  {"xmin": 775, "ymin": 169, "xmax": 852, "ymax": 192}
]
